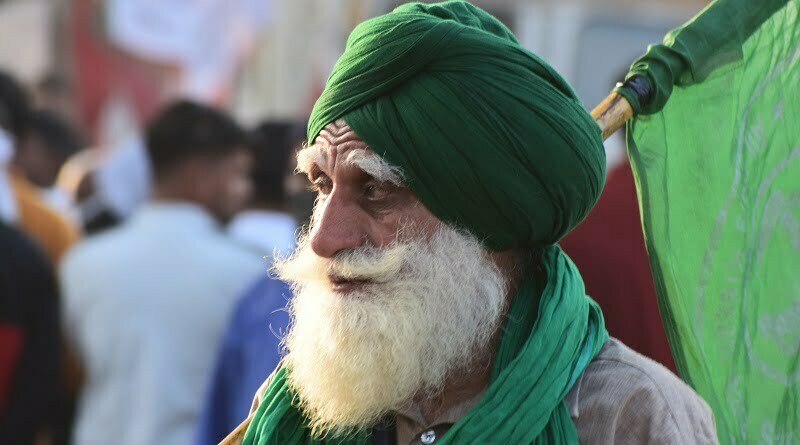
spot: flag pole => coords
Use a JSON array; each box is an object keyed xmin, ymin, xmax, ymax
[
  {"xmin": 591, "ymin": 91, "xmax": 633, "ymax": 141},
  {"xmin": 591, "ymin": 75, "xmax": 653, "ymax": 141}
]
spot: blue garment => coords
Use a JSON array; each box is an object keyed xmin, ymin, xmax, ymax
[{"xmin": 194, "ymin": 276, "xmax": 291, "ymax": 445}]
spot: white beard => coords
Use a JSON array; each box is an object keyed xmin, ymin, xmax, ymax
[{"xmin": 274, "ymin": 224, "xmax": 507, "ymax": 435}]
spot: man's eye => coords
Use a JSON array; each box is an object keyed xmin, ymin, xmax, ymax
[
  {"xmin": 364, "ymin": 182, "xmax": 392, "ymax": 201},
  {"xmin": 309, "ymin": 175, "xmax": 333, "ymax": 195}
]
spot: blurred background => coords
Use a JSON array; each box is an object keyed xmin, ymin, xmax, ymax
[
  {"xmin": 0, "ymin": 0, "xmax": 706, "ymax": 172},
  {"xmin": 0, "ymin": 1, "xmax": 709, "ymax": 444},
  {"xmin": 0, "ymin": 0, "xmax": 708, "ymax": 223}
]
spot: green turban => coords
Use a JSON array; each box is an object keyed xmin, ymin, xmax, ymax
[{"xmin": 308, "ymin": 0, "xmax": 605, "ymax": 249}]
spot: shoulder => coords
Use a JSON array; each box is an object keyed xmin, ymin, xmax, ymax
[
  {"xmin": 567, "ymin": 338, "xmax": 718, "ymax": 444},
  {"xmin": 59, "ymin": 227, "xmax": 124, "ymax": 272},
  {"xmin": 235, "ymin": 278, "xmax": 291, "ymax": 319},
  {"xmin": 205, "ymin": 232, "xmax": 266, "ymax": 269},
  {"xmin": 227, "ymin": 277, "xmax": 291, "ymax": 341},
  {"xmin": 11, "ymin": 174, "xmax": 79, "ymax": 259},
  {"xmin": 184, "ymin": 234, "xmax": 268, "ymax": 299},
  {"xmin": 57, "ymin": 233, "xmax": 115, "ymax": 314}
]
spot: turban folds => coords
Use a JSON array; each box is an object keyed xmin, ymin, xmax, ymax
[{"xmin": 308, "ymin": 1, "xmax": 606, "ymax": 250}]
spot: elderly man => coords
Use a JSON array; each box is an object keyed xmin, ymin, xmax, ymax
[{"xmin": 230, "ymin": 2, "xmax": 717, "ymax": 444}]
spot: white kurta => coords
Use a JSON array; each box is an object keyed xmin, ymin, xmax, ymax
[{"xmin": 61, "ymin": 202, "xmax": 265, "ymax": 445}]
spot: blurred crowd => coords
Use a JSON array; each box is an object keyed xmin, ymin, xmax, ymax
[{"xmin": 0, "ymin": 66, "xmax": 312, "ymax": 444}]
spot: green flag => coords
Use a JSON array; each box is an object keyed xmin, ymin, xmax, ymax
[{"xmin": 618, "ymin": 0, "xmax": 799, "ymax": 442}]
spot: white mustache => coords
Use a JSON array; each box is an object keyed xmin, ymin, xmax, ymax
[
  {"xmin": 279, "ymin": 239, "xmax": 411, "ymax": 285},
  {"xmin": 328, "ymin": 243, "xmax": 409, "ymax": 282}
]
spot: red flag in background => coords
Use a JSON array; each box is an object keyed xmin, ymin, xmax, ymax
[{"xmin": 561, "ymin": 162, "xmax": 676, "ymax": 373}]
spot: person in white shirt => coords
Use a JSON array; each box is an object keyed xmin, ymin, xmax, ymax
[
  {"xmin": 227, "ymin": 122, "xmax": 301, "ymax": 259},
  {"xmin": 60, "ymin": 101, "xmax": 265, "ymax": 445}
]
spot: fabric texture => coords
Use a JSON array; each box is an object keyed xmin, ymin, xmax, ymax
[
  {"xmin": 566, "ymin": 339, "xmax": 716, "ymax": 444},
  {"xmin": 307, "ymin": 0, "xmax": 606, "ymax": 250},
  {"xmin": 60, "ymin": 202, "xmax": 264, "ymax": 445},
  {"xmin": 393, "ymin": 338, "xmax": 716, "ymax": 445},
  {"xmin": 617, "ymin": 0, "xmax": 789, "ymax": 116},
  {"xmin": 618, "ymin": 0, "xmax": 799, "ymax": 442},
  {"xmin": 243, "ymin": 245, "xmax": 608, "ymax": 445}
]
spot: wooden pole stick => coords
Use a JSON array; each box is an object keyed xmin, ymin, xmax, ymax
[{"xmin": 591, "ymin": 91, "xmax": 633, "ymax": 141}]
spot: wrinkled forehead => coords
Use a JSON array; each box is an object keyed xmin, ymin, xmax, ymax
[{"xmin": 297, "ymin": 119, "xmax": 404, "ymax": 185}]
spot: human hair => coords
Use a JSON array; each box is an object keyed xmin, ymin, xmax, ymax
[
  {"xmin": 248, "ymin": 121, "xmax": 303, "ymax": 207},
  {"xmin": 26, "ymin": 110, "xmax": 84, "ymax": 161},
  {"xmin": 144, "ymin": 100, "xmax": 248, "ymax": 179},
  {"xmin": 296, "ymin": 143, "xmax": 405, "ymax": 186},
  {"xmin": 0, "ymin": 70, "xmax": 30, "ymax": 140}
]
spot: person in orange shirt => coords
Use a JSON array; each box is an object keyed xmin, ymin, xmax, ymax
[
  {"xmin": 0, "ymin": 71, "xmax": 79, "ymax": 262},
  {"xmin": 8, "ymin": 169, "xmax": 79, "ymax": 262}
]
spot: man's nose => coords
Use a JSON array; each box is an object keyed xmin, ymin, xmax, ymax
[{"xmin": 309, "ymin": 193, "xmax": 366, "ymax": 258}]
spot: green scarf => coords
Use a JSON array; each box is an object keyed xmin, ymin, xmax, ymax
[{"xmin": 243, "ymin": 245, "xmax": 608, "ymax": 444}]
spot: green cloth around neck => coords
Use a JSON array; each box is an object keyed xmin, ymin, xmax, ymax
[
  {"xmin": 307, "ymin": 1, "xmax": 606, "ymax": 250},
  {"xmin": 242, "ymin": 245, "xmax": 608, "ymax": 444}
]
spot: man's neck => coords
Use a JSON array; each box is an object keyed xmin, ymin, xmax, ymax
[{"xmin": 416, "ymin": 353, "xmax": 495, "ymax": 423}]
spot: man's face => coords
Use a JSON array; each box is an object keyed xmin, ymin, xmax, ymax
[
  {"xmin": 198, "ymin": 149, "xmax": 253, "ymax": 223},
  {"xmin": 276, "ymin": 120, "xmax": 508, "ymax": 435},
  {"xmin": 302, "ymin": 120, "xmax": 442, "ymax": 269}
]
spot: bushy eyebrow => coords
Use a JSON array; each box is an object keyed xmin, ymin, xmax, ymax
[
  {"xmin": 296, "ymin": 145, "xmax": 405, "ymax": 186},
  {"xmin": 295, "ymin": 143, "xmax": 321, "ymax": 175}
]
